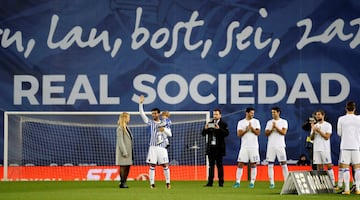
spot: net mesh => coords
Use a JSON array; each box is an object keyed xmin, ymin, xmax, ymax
[{"xmin": 4, "ymin": 111, "xmax": 209, "ymax": 180}]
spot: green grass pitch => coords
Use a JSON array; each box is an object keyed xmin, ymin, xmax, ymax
[{"xmin": 0, "ymin": 181, "xmax": 357, "ymax": 200}]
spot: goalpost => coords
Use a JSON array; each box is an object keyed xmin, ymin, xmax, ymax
[{"xmin": 3, "ymin": 111, "xmax": 210, "ymax": 181}]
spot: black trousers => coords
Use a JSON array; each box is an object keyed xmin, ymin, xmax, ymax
[{"xmin": 207, "ymin": 152, "xmax": 224, "ymax": 186}]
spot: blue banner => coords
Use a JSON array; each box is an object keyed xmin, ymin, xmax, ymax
[{"xmin": 1, "ymin": 0, "xmax": 360, "ymax": 165}]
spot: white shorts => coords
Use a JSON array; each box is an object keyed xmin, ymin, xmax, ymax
[
  {"xmin": 266, "ymin": 147, "xmax": 287, "ymax": 162},
  {"xmin": 339, "ymin": 150, "xmax": 360, "ymax": 165},
  {"xmin": 237, "ymin": 148, "xmax": 260, "ymax": 163},
  {"xmin": 313, "ymin": 151, "xmax": 332, "ymax": 164},
  {"xmin": 146, "ymin": 146, "xmax": 169, "ymax": 165}
]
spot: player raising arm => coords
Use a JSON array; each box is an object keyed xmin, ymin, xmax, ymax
[{"xmin": 139, "ymin": 95, "xmax": 172, "ymax": 189}]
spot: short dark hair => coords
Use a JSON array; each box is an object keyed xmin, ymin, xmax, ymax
[
  {"xmin": 346, "ymin": 101, "xmax": 356, "ymax": 112},
  {"xmin": 213, "ymin": 108, "xmax": 221, "ymax": 114},
  {"xmin": 316, "ymin": 109, "xmax": 325, "ymax": 116},
  {"xmin": 151, "ymin": 108, "xmax": 160, "ymax": 113},
  {"xmin": 272, "ymin": 106, "xmax": 281, "ymax": 113},
  {"xmin": 246, "ymin": 107, "xmax": 255, "ymax": 113}
]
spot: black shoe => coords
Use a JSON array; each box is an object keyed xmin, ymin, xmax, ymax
[
  {"xmin": 119, "ymin": 183, "xmax": 129, "ymax": 188},
  {"xmin": 351, "ymin": 184, "xmax": 356, "ymax": 193},
  {"xmin": 166, "ymin": 183, "xmax": 171, "ymax": 189},
  {"xmin": 219, "ymin": 181, "xmax": 224, "ymax": 187},
  {"xmin": 204, "ymin": 183, "xmax": 213, "ymax": 187},
  {"xmin": 336, "ymin": 188, "xmax": 344, "ymax": 194}
]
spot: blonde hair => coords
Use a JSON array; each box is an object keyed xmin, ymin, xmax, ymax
[
  {"xmin": 118, "ymin": 112, "xmax": 130, "ymax": 133},
  {"xmin": 161, "ymin": 111, "xmax": 170, "ymax": 118}
]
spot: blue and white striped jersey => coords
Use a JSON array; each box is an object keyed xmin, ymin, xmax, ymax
[{"xmin": 139, "ymin": 103, "xmax": 172, "ymax": 148}]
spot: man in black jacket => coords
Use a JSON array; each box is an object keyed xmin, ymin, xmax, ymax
[{"xmin": 201, "ymin": 108, "xmax": 229, "ymax": 187}]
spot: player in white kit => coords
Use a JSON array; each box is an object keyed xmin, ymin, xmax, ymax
[
  {"xmin": 139, "ymin": 95, "xmax": 172, "ymax": 189},
  {"xmin": 337, "ymin": 101, "xmax": 360, "ymax": 195},
  {"xmin": 265, "ymin": 106, "xmax": 288, "ymax": 189},
  {"xmin": 232, "ymin": 107, "xmax": 261, "ymax": 189},
  {"xmin": 310, "ymin": 109, "xmax": 336, "ymax": 187}
]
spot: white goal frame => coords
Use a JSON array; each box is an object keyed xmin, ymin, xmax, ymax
[{"xmin": 3, "ymin": 111, "xmax": 211, "ymax": 181}]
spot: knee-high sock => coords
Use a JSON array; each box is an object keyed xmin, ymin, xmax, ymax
[
  {"xmin": 149, "ymin": 166, "xmax": 155, "ymax": 185},
  {"xmin": 281, "ymin": 164, "xmax": 289, "ymax": 181},
  {"xmin": 250, "ymin": 166, "xmax": 257, "ymax": 184},
  {"xmin": 355, "ymin": 168, "xmax": 360, "ymax": 191},
  {"xmin": 268, "ymin": 163, "xmax": 274, "ymax": 185},
  {"xmin": 327, "ymin": 168, "xmax": 335, "ymax": 186},
  {"xmin": 236, "ymin": 167, "xmax": 243, "ymax": 183},
  {"xmin": 163, "ymin": 166, "xmax": 170, "ymax": 184},
  {"xmin": 343, "ymin": 168, "xmax": 350, "ymax": 192},
  {"xmin": 338, "ymin": 168, "xmax": 344, "ymax": 187}
]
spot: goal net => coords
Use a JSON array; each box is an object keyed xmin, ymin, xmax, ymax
[{"xmin": 3, "ymin": 111, "xmax": 210, "ymax": 181}]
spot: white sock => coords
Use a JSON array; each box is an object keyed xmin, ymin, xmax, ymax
[
  {"xmin": 281, "ymin": 164, "xmax": 289, "ymax": 181},
  {"xmin": 250, "ymin": 166, "xmax": 257, "ymax": 184},
  {"xmin": 344, "ymin": 168, "xmax": 350, "ymax": 191},
  {"xmin": 327, "ymin": 168, "xmax": 335, "ymax": 186},
  {"xmin": 236, "ymin": 167, "xmax": 243, "ymax": 183},
  {"xmin": 163, "ymin": 166, "xmax": 170, "ymax": 184},
  {"xmin": 338, "ymin": 168, "xmax": 344, "ymax": 187},
  {"xmin": 355, "ymin": 168, "xmax": 360, "ymax": 191},
  {"xmin": 149, "ymin": 166, "xmax": 155, "ymax": 185},
  {"xmin": 268, "ymin": 164, "xmax": 274, "ymax": 185}
]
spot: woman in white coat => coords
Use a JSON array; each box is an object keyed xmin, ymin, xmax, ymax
[{"xmin": 116, "ymin": 112, "xmax": 133, "ymax": 188}]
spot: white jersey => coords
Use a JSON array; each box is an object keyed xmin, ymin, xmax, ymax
[
  {"xmin": 237, "ymin": 118, "xmax": 261, "ymax": 149},
  {"xmin": 265, "ymin": 118, "xmax": 288, "ymax": 148},
  {"xmin": 337, "ymin": 114, "xmax": 360, "ymax": 150},
  {"xmin": 312, "ymin": 121, "xmax": 332, "ymax": 152}
]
